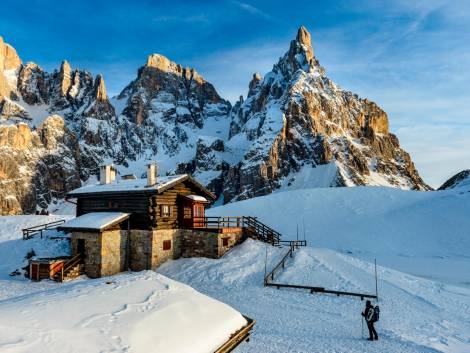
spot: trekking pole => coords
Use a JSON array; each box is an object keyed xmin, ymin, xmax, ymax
[{"xmin": 361, "ymin": 316, "xmax": 364, "ymax": 339}]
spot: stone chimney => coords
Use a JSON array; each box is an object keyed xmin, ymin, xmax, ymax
[
  {"xmin": 100, "ymin": 164, "xmax": 116, "ymax": 185},
  {"xmin": 147, "ymin": 162, "xmax": 157, "ymax": 187}
]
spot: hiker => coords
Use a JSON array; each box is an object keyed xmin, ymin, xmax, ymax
[{"xmin": 361, "ymin": 300, "xmax": 379, "ymax": 341}]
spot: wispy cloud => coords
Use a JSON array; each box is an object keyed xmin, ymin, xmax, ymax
[
  {"xmin": 152, "ymin": 14, "xmax": 210, "ymax": 25},
  {"xmin": 231, "ymin": 1, "xmax": 273, "ymax": 20}
]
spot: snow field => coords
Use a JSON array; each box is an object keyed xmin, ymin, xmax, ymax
[
  {"xmin": 159, "ymin": 239, "xmax": 470, "ymax": 353},
  {"xmin": 207, "ymin": 186, "xmax": 470, "ymax": 287}
]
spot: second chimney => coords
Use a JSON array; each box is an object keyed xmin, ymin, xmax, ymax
[
  {"xmin": 147, "ymin": 162, "xmax": 157, "ymax": 187},
  {"xmin": 100, "ymin": 164, "xmax": 115, "ymax": 185}
]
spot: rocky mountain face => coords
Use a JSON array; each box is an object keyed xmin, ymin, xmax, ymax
[
  {"xmin": 438, "ymin": 170, "xmax": 470, "ymax": 190},
  {"xmin": 222, "ymin": 26, "xmax": 429, "ymax": 202},
  {"xmin": 0, "ymin": 27, "xmax": 430, "ymax": 214}
]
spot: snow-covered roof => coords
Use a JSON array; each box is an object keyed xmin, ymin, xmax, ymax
[
  {"xmin": 184, "ymin": 195, "xmax": 209, "ymax": 202},
  {"xmin": 0, "ymin": 271, "xmax": 248, "ymax": 353},
  {"xmin": 58, "ymin": 212, "xmax": 130, "ymax": 231},
  {"xmin": 68, "ymin": 174, "xmax": 188, "ymax": 196}
]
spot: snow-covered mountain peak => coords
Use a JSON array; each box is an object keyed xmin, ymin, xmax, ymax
[
  {"xmin": 223, "ymin": 25, "xmax": 429, "ymax": 202},
  {"xmin": 0, "ymin": 28, "xmax": 431, "ymax": 214}
]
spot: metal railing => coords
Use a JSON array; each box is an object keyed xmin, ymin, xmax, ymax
[
  {"xmin": 264, "ymin": 242, "xmax": 377, "ymax": 300},
  {"xmin": 22, "ymin": 219, "xmax": 66, "ymax": 240},
  {"xmin": 192, "ymin": 216, "xmax": 245, "ymax": 229},
  {"xmin": 192, "ymin": 216, "xmax": 282, "ymax": 245}
]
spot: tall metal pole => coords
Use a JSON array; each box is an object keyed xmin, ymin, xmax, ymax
[
  {"xmin": 264, "ymin": 243, "xmax": 268, "ymax": 286},
  {"xmin": 303, "ymin": 218, "xmax": 306, "ymax": 242},
  {"xmin": 375, "ymin": 258, "xmax": 379, "ymax": 302},
  {"xmin": 296, "ymin": 224, "xmax": 299, "ymax": 242}
]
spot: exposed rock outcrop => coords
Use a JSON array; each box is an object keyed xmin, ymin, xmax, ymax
[
  {"xmin": 0, "ymin": 116, "xmax": 80, "ymax": 214},
  {"xmin": 438, "ymin": 170, "xmax": 470, "ymax": 190},
  {"xmin": 0, "ymin": 36, "xmax": 22, "ymax": 99},
  {"xmin": 0, "ymin": 29, "xmax": 431, "ymax": 213},
  {"xmin": 222, "ymin": 26, "xmax": 430, "ymax": 202}
]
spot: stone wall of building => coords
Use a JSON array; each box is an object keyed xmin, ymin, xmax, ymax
[
  {"xmin": 182, "ymin": 229, "xmax": 244, "ymax": 258},
  {"xmin": 70, "ymin": 227, "xmax": 246, "ymax": 279},
  {"xmin": 71, "ymin": 231, "xmax": 102, "ymax": 278},
  {"xmin": 129, "ymin": 229, "xmax": 184, "ymax": 271},
  {"xmin": 129, "ymin": 229, "xmax": 151, "ymax": 271},
  {"xmin": 150, "ymin": 229, "xmax": 184, "ymax": 269},
  {"xmin": 100, "ymin": 229, "xmax": 127, "ymax": 277},
  {"xmin": 217, "ymin": 230, "xmax": 245, "ymax": 257}
]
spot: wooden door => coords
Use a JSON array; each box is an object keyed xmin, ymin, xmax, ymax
[
  {"xmin": 193, "ymin": 203, "xmax": 205, "ymax": 228},
  {"xmin": 179, "ymin": 202, "xmax": 193, "ymax": 229}
]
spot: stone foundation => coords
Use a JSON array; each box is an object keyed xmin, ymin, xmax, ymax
[
  {"xmin": 182, "ymin": 229, "xmax": 244, "ymax": 258},
  {"xmin": 129, "ymin": 229, "xmax": 183, "ymax": 271},
  {"xmin": 71, "ymin": 227, "xmax": 245, "ymax": 278}
]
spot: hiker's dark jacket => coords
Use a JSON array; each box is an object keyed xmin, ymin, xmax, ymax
[{"xmin": 362, "ymin": 304, "xmax": 374, "ymax": 322}]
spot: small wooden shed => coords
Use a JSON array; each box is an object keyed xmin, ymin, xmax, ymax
[{"xmin": 29, "ymin": 257, "xmax": 66, "ymax": 281}]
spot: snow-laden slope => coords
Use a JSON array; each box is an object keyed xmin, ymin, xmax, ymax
[
  {"xmin": 0, "ymin": 215, "xmax": 72, "ymax": 280},
  {"xmin": 159, "ymin": 239, "xmax": 470, "ymax": 353},
  {"xmin": 207, "ymin": 186, "xmax": 470, "ymax": 287}
]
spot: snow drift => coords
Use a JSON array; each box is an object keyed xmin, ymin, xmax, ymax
[{"xmin": 208, "ymin": 186, "xmax": 470, "ymax": 286}]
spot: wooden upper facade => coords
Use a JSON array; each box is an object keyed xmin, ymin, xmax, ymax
[{"xmin": 67, "ymin": 174, "xmax": 215, "ymax": 230}]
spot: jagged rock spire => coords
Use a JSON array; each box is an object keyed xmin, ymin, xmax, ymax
[
  {"xmin": 0, "ymin": 36, "xmax": 22, "ymax": 98},
  {"xmin": 59, "ymin": 60, "xmax": 71, "ymax": 97},
  {"xmin": 93, "ymin": 74, "xmax": 108, "ymax": 101},
  {"xmin": 248, "ymin": 73, "xmax": 262, "ymax": 97},
  {"xmin": 296, "ymin": 26, "xmax": 312, "ymax": 47},
  {"xmin": 146, "ymin": 54, "xmax": 181, "ymax": 74},
  {"xmin": 0, "ymin": 36, "xmax": 5, "ymax": 98},
  {"xmin": 1, "ymin": 37, "xmax": 21, "ymax": 70},
  {"xmin": 294, "ymin": 25, "xmax": 314, "ymax": 63}
]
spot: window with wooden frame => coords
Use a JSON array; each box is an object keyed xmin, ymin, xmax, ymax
[
  {"xmin": 160, "ymin": 204, "xmax": 171, "ymax": 218},
  {"xmin": 194, "ymin": 204, "xmax": 204, "ymax": 217},
  {"xmin": 183, "ymin": 206, "xmax": 192, "ymax": 219},
  {"xmin": 222, "ymin": 237, "xmax": 229, "ymax": 247},
  {"xmin": 163, "ymin": 240, "xmax": 172, "ymax": 251},
  {"xmin": 108, "ymin": 201, "xmax": 118, "ymax": 209}
]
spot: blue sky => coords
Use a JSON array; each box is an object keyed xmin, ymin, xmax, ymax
[{"xmin": 1, "ymin": 0, "xmax": 469, "ymax": 187}]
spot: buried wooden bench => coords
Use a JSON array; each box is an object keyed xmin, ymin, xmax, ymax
[{"xmin": 214, "ymin": 315, "xmax": 255, "ymax": 353}]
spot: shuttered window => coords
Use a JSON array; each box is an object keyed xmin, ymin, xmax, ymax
[
  {"xmin": 163, "ymin": 240, "xmax": 171, "ymax": 251},
  {"xmin": 160, "ymin": 204, "xmax": 171, "ymax": 218}
]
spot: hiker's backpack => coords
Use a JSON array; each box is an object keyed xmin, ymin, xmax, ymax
[
  {"xmin": 372, "ymin": 306, "xmax": 380, "ymax": 322},
  {"xmin": 366, "ymin": 305, "xmax": 380, "ymax": 322}
]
